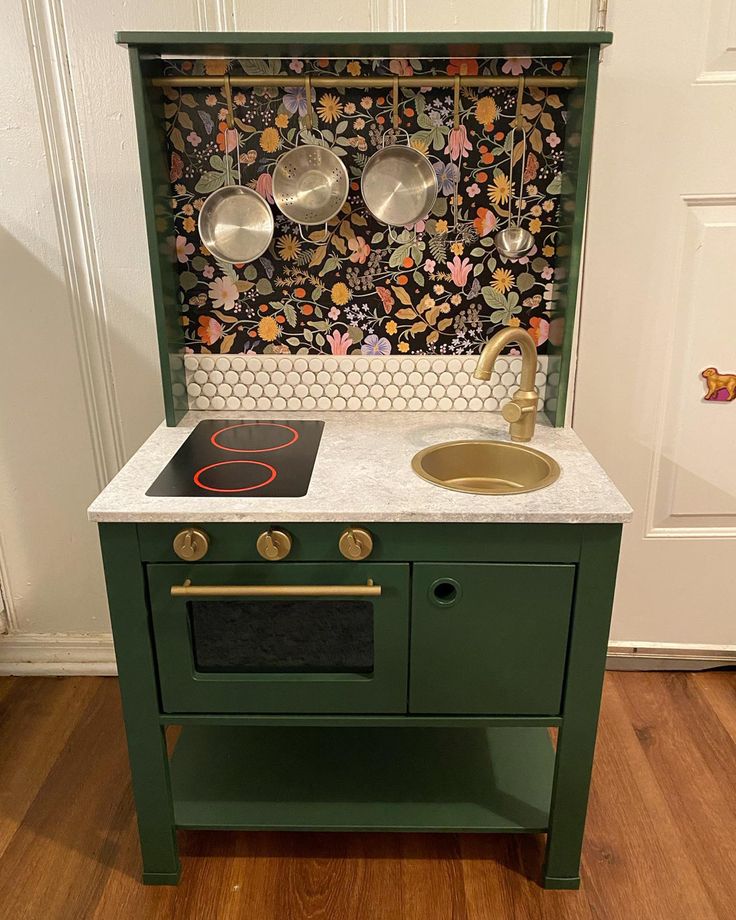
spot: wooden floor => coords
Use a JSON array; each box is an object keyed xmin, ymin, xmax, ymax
[{"xmin": 0, "ymin": 672, "xmax": 734, "ymax": 919}]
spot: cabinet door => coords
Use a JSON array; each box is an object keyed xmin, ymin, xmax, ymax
[
  {"xmin": 148, "ymin": 562, "xmax": 409, "ymax": 714},
  {"xmin": 409, "ymin": 563, "xmax": 575, "ymax": 715}
]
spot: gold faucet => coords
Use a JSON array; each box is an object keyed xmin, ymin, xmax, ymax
[{"xmin": 473, "ymin": 328, "xmax": 539, "ymax": 442}]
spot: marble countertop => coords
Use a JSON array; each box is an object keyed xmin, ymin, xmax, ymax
[{"xmin": 87, "ymin": 411, "xmax": 632, "ymax": 524}]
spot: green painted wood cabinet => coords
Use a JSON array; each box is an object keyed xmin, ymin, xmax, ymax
[
  {"xmin": 104, "ymin": 28, "xmax": 619, "ymax": 892},
  {"xmin": 98, "ymin": 520, "xmax": 622, "ymax": 891},
  {"xmin": 410, "ymin": 563, "xmax": 575, "ymax": 715}
]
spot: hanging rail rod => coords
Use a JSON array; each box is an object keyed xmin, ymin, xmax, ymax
[{"xmin": 151, "ymin": 74, "xmax": 581, "ymax": 89}]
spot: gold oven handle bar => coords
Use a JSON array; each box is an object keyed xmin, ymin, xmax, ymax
[
  {"xmin": 151, "ymin": 74, "xmax": 581, "ymax": 90},
  {"xmin": 170, "ymin": 580, "xmax": 382, "ymax": 598}
]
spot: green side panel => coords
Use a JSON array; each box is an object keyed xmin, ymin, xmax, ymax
[
  {"xmin": 137, "ymin": 522, "xmax": 583, "ymax": 564},
  {"xmin": 128, "ymin": 49, "xmax": 186, "ymax": 426},
  {"xmin": 409, "ymin": 563, "xmax": 575, "ymax": 715},
  {"xmin": 97, "ymin": 524, "xmax": 180, "ymax": 881},
  {"xmin": 545, "ymin": 47, "xmax": 601, "ymax": 425},
  {"xmin": 116, "ymin": 31, "xmax": 613, "ymax": 57},
  {"xmin": 169, "ymin": 725, "xmax": 555, "ymax": 832},
  {"xmin": 148, "ymin": 562, "xmax": 409, "ymax": 713},
  {"xmin": 543, "ymin": 524, "xmax": 622, "ymax": 888}
]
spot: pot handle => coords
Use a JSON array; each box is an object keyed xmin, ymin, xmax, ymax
[
  {"xmin": 297, "ymin": 125, "xmax": 329, "ymax": 148},
  {"xmin": 388, "ymin": 226, "xmax": 417, "ymax": 245},
  {"xmin": 298, "ymin": 222, "xmax": 329, "ymax": 244},
  {"xmin": 381, "ymin": 127, "xmax": 412, "ymax": 148}
]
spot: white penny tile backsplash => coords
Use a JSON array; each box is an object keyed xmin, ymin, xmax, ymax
[{"xmin": 179, "ymin": 355, "xmax": 551, "ymax": 413}]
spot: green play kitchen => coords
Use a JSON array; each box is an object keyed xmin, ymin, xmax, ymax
[{"xmin": 90, "ymin": 30, "xmax": 631, "ymax": 890}]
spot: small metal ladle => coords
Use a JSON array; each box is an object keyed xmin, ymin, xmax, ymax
[{"xmin": 494, "ymin": 76, "xmax": 534, "ymax": 260}]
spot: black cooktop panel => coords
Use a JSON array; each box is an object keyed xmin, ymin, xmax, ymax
[{"xmin": 146, "ymin": 420, "xmax": 324, "ymax": 498}]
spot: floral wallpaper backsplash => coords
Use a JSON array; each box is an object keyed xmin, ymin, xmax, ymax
[{"xmin": 162, "ymin": 56, "xmax": 569, "ymax": 357}]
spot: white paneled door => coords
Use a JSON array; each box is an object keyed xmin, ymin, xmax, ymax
[{"xmin": 574, "ymin": 0, "xmax": 736, "ymax": 649}]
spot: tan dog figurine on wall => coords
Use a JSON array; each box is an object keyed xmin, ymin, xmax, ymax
[{"xmin": 702, "ymin": 367, "xmax": 736, "ymax": 401}]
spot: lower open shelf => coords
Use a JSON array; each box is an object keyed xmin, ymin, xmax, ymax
[{"xmin": 169, "ymin": 725, "xmax": 555, "ymax": 833}]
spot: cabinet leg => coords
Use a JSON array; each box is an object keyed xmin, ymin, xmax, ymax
[
  {"xmin": 129, "ymin": 723, "xmax": 180, "ymax": 885},
  {"xmin": 542, "ymin": 524, "xmax": 622, "ymax": 890},
  {"xmin": 99, "ymin": 523, "xmax": 180, "ymax": 885},
  {"xmin": 541, "ymin": 717, "xmax": 589, "ymax": 888}
]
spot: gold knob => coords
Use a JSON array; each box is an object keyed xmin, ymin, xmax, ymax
[
  {"xmin": 502, "ymin": 401, "xmax": 523, "ymax": 423},
  {"xmin": 338, "ymin": 527, "xmax": 373, "ymax": 561},
  {"xmin": 256, "ymin": 529, "xmax": 292, "ymax": 561},
  {"xmin": 173, "ymin": 528, "xmax": 210, "ymax": 561}
]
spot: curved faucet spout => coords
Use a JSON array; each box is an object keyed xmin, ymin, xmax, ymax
[
  {"xmin": 473, "ymin": 327, "xmax": 539, "ymax": 441},
  {"xmin": 473, "ymin": 328, "xmax": 537, "ymax": 390}
]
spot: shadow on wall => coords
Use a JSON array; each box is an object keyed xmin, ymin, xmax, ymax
[{"xmin": 0, "ymin": 226, "xmax": 156, "ymax": 635}]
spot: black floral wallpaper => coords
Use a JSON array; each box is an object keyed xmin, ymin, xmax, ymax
[{"xmin": 162, "ymin": 55, "xmax": 569, "ymax": 356}]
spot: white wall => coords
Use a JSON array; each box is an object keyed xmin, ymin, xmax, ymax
[{"xmin": 2, "ymin": 2, "xmax": 661, "ymax": 676}]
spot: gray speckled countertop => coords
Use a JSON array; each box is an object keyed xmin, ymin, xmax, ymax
[{"xmin": 87, "ymin": 411, "xmax": 632, "ymax": 524}]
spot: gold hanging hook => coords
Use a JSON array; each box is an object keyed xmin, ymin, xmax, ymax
[
  {"xmin": 453, "ymin": 74, "xmax": 461, "ymax": 130},
  {"xmin": 513, "ymin": 75, "xmax": 525, "ymax": 128},
  {"xmin": 304, "ymin": 74, "xmax": 313, "ymax": 130},
  {"xmin": 392, "ymin": 75, "xmax": 400, "ymax": 129},
  {"xmin": 224, "ymin": 73, "xmax": 234, "ymax": 129}
]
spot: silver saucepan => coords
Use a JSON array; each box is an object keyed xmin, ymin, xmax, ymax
[
  {"xmin": 198, "ymin": 122, "xmax": 274, "ymax": 264},
  {"xmin": 361, "ymin": 129, "xmax": 438, "ymax": 234}
]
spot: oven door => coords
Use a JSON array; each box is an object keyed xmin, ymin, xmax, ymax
[{"xmin": 148, "ymin": 562, "xmax": 410, "ymax": 713}]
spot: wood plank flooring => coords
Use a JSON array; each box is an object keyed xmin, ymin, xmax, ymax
[{"xmin": 0, "ymin": 671, "xmax": 734, "ymax": 919}]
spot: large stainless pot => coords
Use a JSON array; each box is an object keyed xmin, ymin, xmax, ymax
[{"xmin": 361, "ymin": 129, "xmax": 438, "ymax": 229}]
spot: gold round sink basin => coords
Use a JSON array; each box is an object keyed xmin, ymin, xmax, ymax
[{"xmin": 411, "ymin": 439, "xmax": 560, "ymax": 495}]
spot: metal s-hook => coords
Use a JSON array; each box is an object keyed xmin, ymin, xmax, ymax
[
  {"xmin": 453, "ymin": 74, "xmax": 461, "ymax": 130},
  {"xmin": 392, "ymin": 74, "xmax": 400, "ymax": 130}
]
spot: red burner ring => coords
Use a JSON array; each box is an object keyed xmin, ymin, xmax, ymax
[
  {"xmin": 210, "ymin": 422, "xmax": 300, "ymax": 453},
  {"xmin": 193, "ymin": 460, "xmax": 277, "ymax": 494}
]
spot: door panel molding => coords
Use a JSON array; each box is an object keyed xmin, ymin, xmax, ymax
[
  {"xmin": 645, "ymin": 193, "xmax": 736, "ymax": 538},
  {"xmin": 695, "ymin": 0, "xmax": 736, "ymax": 83}
]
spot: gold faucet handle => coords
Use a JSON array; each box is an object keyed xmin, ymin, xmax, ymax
[{"xmin": 502, "ymin": 401, "xmax": 535, "ymax": 423}]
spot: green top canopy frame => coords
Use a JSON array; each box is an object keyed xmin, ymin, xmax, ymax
[{"xmin": 118, "ymin": 31, "xmax": 612, "ymax": 427}]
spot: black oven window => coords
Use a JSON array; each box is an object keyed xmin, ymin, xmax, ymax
[{"xmin": 188, "ymin": 599, "xmax": 374, "ymax": 673}]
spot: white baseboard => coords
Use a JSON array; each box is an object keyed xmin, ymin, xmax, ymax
[
  {"xmin": 0, "ymin": 633, "xmax": 117, "ymax": 676},
  {"xmin": 0, "ymin": 633, "xmax": 734, "ymax": 677},
  {"xmin": 606, "ymin": 641, "xmax": 736, "ymax": 671}
]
